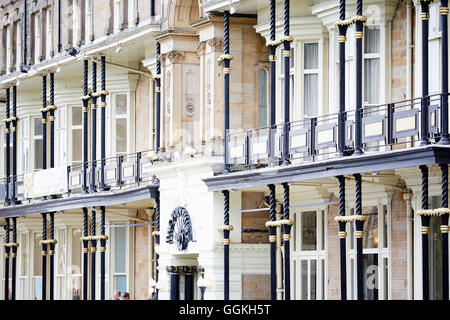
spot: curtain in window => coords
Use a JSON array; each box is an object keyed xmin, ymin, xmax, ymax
[
  {"xmin": 304, "ymin": 44, "xmax": 318, "ymax": 69},
  {"xmin": 304, "ymin": 74, "xmax": 318, "ymax": 117},
  {"xmin": 364, "ymin": 58, "xmax": 380, "ymax": 104},
  {"xmin": 364, "ymin": 27, "xmax": 380, "ymax": 54}
]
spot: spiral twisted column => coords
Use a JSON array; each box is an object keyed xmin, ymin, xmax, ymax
[
  {"xmin": 11, "ymin": 86, "xmax": 17, "ymax": 204},
  {"xmin": 155, "ymin": 43, "xmax": 161, "ymax": 152},
  {"xmin": 354, "ymin": 0, "xmax": 365, "ymax": 155},
  {"xmin": 4, "ymin": 218, "xmax": 10, "ymax": 300},
  {"xmin": 440, "ymin": 0, "xmax": 450, "ymax": 144},
  {"xmin": 91, "ymin": 209, "xmax": 97, "ymax": 300},
  {"xmin": 281, "ymin": 182, "xmax": 292, "ymax": 300},
  {"xmin": 354, "ymin": 173, "xmax": 364, "ymax": 300},
  {"xmin": 268, "ymin": 0, "xmax": 278, "ymax": 164},
  {"xmin": 11, "ymin": 217, "xmax": 17, "ymax": 300},
  {"xmin": 221, "ymin": 11, "xmax": 232, "ymax": 173},
  {"xmin": 41, "ymin": 213, "xmax": 47, "ymax": 300},
  {"xmin": 91, "ymin": 61, "xmax": 98, "ymax": 193},
  {"xmin": 268, "ymin": 184, "xmax": 277, "ymax": 300},
  {"xmin": 420, "ymin": 0, "xmax": 431, "ymax": 146},
  {"xmin": 49, "ymin": 212, "xmax": 55, "ymax": 300},
  {"xmin": 281, "ymin": 0, "xmax": 292, "ymax": 166},
  {"xmin": 4, "ymin": 88, "xmax": 10, "ymax": 206},
  {"xmin": 222, "ymin": 189, "xmax": 231, "ymax": 300},
  {"xmin": 100, "ymin": 57, "xmax": 109, "ymax": 191},
  {"xmin": 100, "ymin": 206, "xmax": 107, "ymax": 300},
  {"xmin": 441, "ymin": 163, "xmax": 449, "ymax": 299},
  {"xmin": 82, "ymin": 60, "xmax": 90, "ymax": 193},
  {"xmin": 420, "ymin": 165, "xmax": 430, "ymax": 300},
  {"xmin": 154, "ymin": 192, "xmax": 160, "ymax": 300},
  {"xmin": 82, "ymin": 207, "xmax": 89, "ymax": 300},
  {"xmin": 337, "ymin": 175, "xmax": 347, "ymax": 300}
]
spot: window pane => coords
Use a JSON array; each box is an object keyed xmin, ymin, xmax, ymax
[
  {"xmin": 291, "ymin": 47, "xmax": 295, "ymax": 68},
  {"xmin": 258, "ymin": 69, "xmax": 268, "ymax": 128},
  {"xmin": 116, "ymin": 94, "xmax": 127, "ymax": 115},
  {"xmin": 72, "ymin": 228, "xmax": 81, "ymax": 270},
  {"xmin": 304, "ymin": 74, "xmax": 318, "ymax": 117},
  {"xmin": 33, "ymin": 233, "xmax": 42, "ymax": 276},
  {"xmin": 363, "ymin": 206, "xmax": 378, "ymax": 249},
  {"xmin": 20, "ymin": 233, "xmax": 27, "ymax": 277},
  {"xmin": 383, "ymin": 258, "xmax": 388, "ymax": 300},
  {"xmin": 116, "ymin": 118, "xmax": 127, "ymax": 153},
  {"xmin": 72, "ymin": 129, "xmax": 82, "ymax": 162},
  {"xmin": 429, "ymin": 215, "xmax": 442, "ymax": 300},
  {"xmin": 58, "ymin": 229, "xmax": 66, "ymax": 275},
  {"xmin": 34, "ymin": 118, "xmax": 42, "ymax": 136},
  {"xmin": 114, "ymin": 226, "xmax": 126, "ymax": 273},
  {"xmin": 364, "ymin": 27, "xmax": 380, "ymax": 54},
  {"xmin": 363, "ymin": 254, "xmax": 378, "ymax": 300},
  {"xmin": 310, "ymin": 260, "xmax": 317, "ymax": 300},
  {"xmin": 302, "ymin": 211, "xmax": 317, "ymax": 250},
  {"xmin": 114, "ymin": 275, "xmax": 127, "ymax": 294},
  {"xmin": 383, "ymin": 205, "xmax": 388, "ymax": 248},
  {"xmin": 364, "ymin": 58, "xmax": 380, "ymax": 104},
  {"xmin": 301, "ymin": 260, "xmax": 308, "ymax": 300},
  {"xmin": 34, "ymin": 139, "xmax": 43, "ymax": 170},
  {"xmin": 21, "ymin": 142, "xmax": 29, "ymax": 173},
  {"xmin": 33, "ymin": 277, "xmax": 42, "ymax": 300},
  {"xmin": 304, "ymin": 43, "xmax": 318, "ymax": 69},
  {"xmin": 72, "ymin": 106, "xmax": 82, "ymax": 126},
  {"xmin": 429, "ymin": 40, "xmax": 440, "ymax": 94}
]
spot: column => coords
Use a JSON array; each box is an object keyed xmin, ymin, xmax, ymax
[
  {"xmin": 3, "ymin": 218, "xmax": 10, "ymax": 300},
  {"xmin": 281, "ymin": 0, "xmax": 292, "ymax": 166},
  {"xmin": 91, "ymin": 61, "xmax": 98, "ymax": 193},
  {"xmin": 4, "ymin": 88, "xmax": 10, "ymax": 206},
  {"xmin": 154, "ymin": 191, "xmax": 160, "ymax": 300},
  {"xmin": 440, "ymin": 164, "xmax": 449, "ymax": 299},
  {"xmin": 220, "ymin": 190, "xmax": 232, "ymax": 300},
  {"xmin": 354, "ymin": 173, "xmax": 366, "ymax": 300},
  {"xmin": 184, "ymin": 267, "xmax": 194, "ymax": 301},
  {"xmin": 82, "ymin": 60, "xmax": 90, "ymax": 193},
  {"xmin": 167, "ymin": 266, "xmax": 180, "ymax": 300},
  {"xmin": 100, "ymin": 56, "xmax": 109, "ymax": 191},
  {"xmin": 155, "ymin": 42, "xmax": 161, "ymax": 152},
  {"xmin": 10, "ymin": 218, "xmax": 17, "ymax": 300},
  {"xmin": 100, "ymin": 206, "xmax": 108, "ymax": 300},
  {"xmin": 91, "ymin": 209, "xmax": 97, "ymax": 300},
  {"xmin": 418, "ymin": 165, "xmax": 430, "ymax": 299},
  {"xmin": 41, "ymin": 213, "xmax": 47, "ymax": 300},
  {"xmin": 354, "ymin": 0, "xmax": 366, "ymax": 155},
  {"xmin": 439, "ymin": 0, "xmax": 449, "ymax": 144},
  {"xmin": 281, "ymin": 182, "xmax": 293, "ymax": 300},
  {"xmin": 335, "ymin": 175, "xmax": 348, "ymax": 300},
  {"xmin": 420, "ymin": 0, "xmax": 430, "ymax": 146},
  {"xmin": 49, "ymin": 212, "xmax": 56, "ymax": 300},
  {"xmin": 11, "ymin": 86, "xmax": 17, "ymax": 205},
  {"xmin": 82, "ymin": 207, "xmax": 89, "ymax": 300},
  {"xmin": 266, "ymin": 184, "xmax": 277, "ymax": 300}
]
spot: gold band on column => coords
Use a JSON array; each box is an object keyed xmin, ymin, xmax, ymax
[
  {"xmin": 441, "ymin": 225, "xmax": 449, "ymax": 233},
  {"xmin": 355, "ymin": 231, "xmax": 364, "ymax": 238},
  {"xmin": 421, "ymin": 13, "xmax": 430, "ymax": 20},
  {"xmin": 338, "ymin": 36, "xmax": 347, "ymax": 43},
  {"xmin": 269, "ymin": 235, "xmax": 277, "ymax": 242},
  {"xmin": 441, "ymin": 7, "xmax": 449, "ymax": 15},
  {"xmin": 282, "ymin": 234, "xmax": 291, "ymax": 241},
  {"xmin": 339, "ymin": 231, "xmax": 347, "ymax": 238},
  {"xmin": 421, "ymin": 226, "xmax": 430, "ymax": 234},
  {"xmin": 355, "ymin": 31, "xmax": 364, "ymax": 39},
  {"xmin": 223, "ymin": 239, "xmax": 230, "ymax": 245}
]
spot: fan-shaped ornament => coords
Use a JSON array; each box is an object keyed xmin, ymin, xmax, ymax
[{"xmin": 166, "ymin": 206, "xmax": 193, "ymax": 251}]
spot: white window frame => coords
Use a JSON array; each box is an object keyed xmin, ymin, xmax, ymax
[
  {"xmin": 277, "ymin": 46, "xmax": 295, "ymax": 124},
  {"xmin": 302, "ymin": 42, "xmax": 320, "ymax": 119},
  {"xmin": 19, "ymin": 117, "xmax": 30, "ymax": 175},
  {"xmin": 363, "ymin": 25, "xmax": 382, "ymax": 106},
  {"xmin": 32, "ymin": 117, "xmax": 43, "ymax": 171},
  {"xmin": 257, "ymin": 66, "xmax": 269, "ymax": 128},
  {"xmin": 55, "ymin": 107, "xmax": 67, "ymax": 167}
]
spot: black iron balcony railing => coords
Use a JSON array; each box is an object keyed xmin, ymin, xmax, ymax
[
  {"xmin": 225, "ymin": 93, "xmax": 443, "ymax": 172},
  {"xmin": 0, "ymin": 149, "xmax": 159, "ymax": 205}
]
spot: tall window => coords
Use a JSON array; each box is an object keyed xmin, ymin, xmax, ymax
[
  {"xmin": 293, "ymin": 209, "xmax": 327, "ymax": 300},
  {"xmin": 428, "ymin": 196, "xmax": 443, "ymax": 300},
  {"xmin": 304, "ymin": 43, "xmax": 319, "ymax": 118},
  {"xmin": 33, "ymin": 117, "xmax": 43, "ymax": 170},
  {"xmin": 56, "ymin": 107, "xmax": 67, "ymax": 167},
  {"xmin": 428, "ymin": 3, "xmax": 442, "ymax": 94},
  {"xmin": 113, "ymin": 94, "xmax": 128, "ymax": 155},
  {"xmin": 279, "ymin": 47, "xmax": 295, "ymax": 121},
  {"xmin": 19, "ymin": 117, "xmax": 29, "ymax": 174},
  {"xmin": 33, "ymin": 13, "xmax": 42, "ymax": 64},
  {"xmin": 56, "ymin": 228, "xmax": 66, "ymax": 300},
  {"xmin": 71, "ymin": 106, "xmax": 82, "ymax": 164},
  {"xmin": 45, "ymin": 9, "xmax": 52, "ymax": 59},
  {"xmin": 348, "ymin": 204, "xmax": 389, "ymax": 300},
  {"xmin": 4, "ymin": 125, "xmax": 13, "ymax": 174},
  {"xmin": 112, "ymin": 224, "xmax": 128, "ymax": 295},
  {"xmin": 19, "ymin": 232, "xmax": 28, "ymax": 300},
  {"xmin": 32, "ymin": 232, "xmax": 42, "ymax": 300},
  {"xmin": 71, "ymin": 228, "xmax": 82, "ymax": 300},
  {"xmin": 363, "ymin": 26, "xmax": 381, "ymax": 105},
  {"xmin": 15, "ymin": 21, "xmax": 21, "ymax": 72},
  {"xmin": 258, "ymin": 68, "xmax": 269, "ymax": 128}
]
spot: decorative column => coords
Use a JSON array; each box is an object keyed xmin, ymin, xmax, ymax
[
  {"xmin": 184, "ymin": 267, "xmax": 194, "ymax": 300},
  {"xmin": 3, "ymin": 218, "xmax": 10, "ymax": 300},
  {"xmin": 91, "ymin": 61, "xmax": 98, "ymax": 193},
  {"xmin": 4, "ymin": 88, "xmax": 10, "ymax": 206},
  {"xmin": 49, "ymin": 212, "xmax": 56, "ymax": 300},
  {"xmin": 91, "ymin": 209, "xmax": 97, "ymax": 300},
  {"xmin": 353, "ymin": 174, "xmax": 366, "ymax": 300},
  {"xmin": 265, "ymin": 184, "xmax": 277, "ymax": 300},
  {"xmin": 219, "ymin": 11, "xmax": 233, "ymax": 173},
  {"xmin": 334, "ymin": 175, "xmax": 348, "ymax": 300},
  {"xmin": 219, "ymin": 190, "xmax": 233, "ymax": 300},
  {"xmin": 281, "ymin": 182, "xmax": 293, "ymax": 300},
  {"xmin": 11, "ymin": 86, "xmax": 17, "ymax": 204},
  {"xmin": 267, "ymin": 0, "xmax": 279, "ymax": 164},
  {"xmin": 439, "ymin": 0, "xmax": 449, "ymax": 144},
  {"xmin": 441, "ymin": 164, "xmax": 449, "ymax": 300},
  {"xmin": 81, "ymin": 60, "xmax": 90, "ymax": 193},
  {"xmin": 99, "ymin": 57, "xmax": 109, "ymax": 191},
  {"xmin": 336, "ymin": 0, "xmax": 350, "ymax": 156},
  {"xmin": 281, "ymin": 0, "xmax": 293, "ymax": 166},
  {"xmin": 40, "ymin": 213, "xmax": 47, "ymax": 300},
  {"xmin": 418, "ymin": 165, "xmax": 430, "ymax": 299},
  {"xmin": 40, "ymin": 76, "xmax": 47, "ymax": 188},
  {"xmin": 167, "ymin": 266, "xmax": 180, "ymax": 300},
  {"xmin": 420, "ymin": 0, "xmax": 431, "ymax": 146},
  {"xmin": 82, "ymin": 207, "xmax": 89, "ymax": 300},
  {"xmin": 153, "ymin": 191, "xmax": 160, "ymax": 300},
  {"xmin": 10, "ymin": 217, "xmax": 17, "ymax": 300},
  {"xmin": 99, "ymin": 206, "xmax": 108, "ymax": 300},
  {"xmin": 155, "ymin": 42, "xmax": 161, "ymax": 152},
  {"xmin": 354, "ymin": 0, "xmax": 366, "ymax": 155}
]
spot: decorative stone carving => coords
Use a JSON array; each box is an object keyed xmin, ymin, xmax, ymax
[
  {"xmin": 166, "ymin": 206, "xmax": 193, "ymax": 251},
  {"xmin": 197, "ymin": 41, "xmax": 206, "ymax": 56},
  {"xmin": 207, "ymin": 38, "xmax": 224, "ymax": 52},
  {"xmin": 166, "ymin": 50, "xmax": 185, "ymax": 64}
]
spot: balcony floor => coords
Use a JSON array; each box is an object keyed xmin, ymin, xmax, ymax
[
  {"xmin": 0, "ymin": 184, "xmax": 159, "ymax": 218},
  {"xmin": 203, "ymin": 144, "xmax": 450, "ymax": 192}
]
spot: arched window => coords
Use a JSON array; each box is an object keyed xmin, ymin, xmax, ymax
[{"xmin": 258, "ymin": 68, "xmax": 269, "ymax": 128}]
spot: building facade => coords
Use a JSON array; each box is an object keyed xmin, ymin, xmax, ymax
[{"xmin": 0, "ymin": 0, "xmax": 448, "ymax": 301}]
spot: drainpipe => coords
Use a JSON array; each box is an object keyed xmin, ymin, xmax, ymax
[{"xmin": 404, "ymin": 190, "xmax": 414, "ymax": 300}]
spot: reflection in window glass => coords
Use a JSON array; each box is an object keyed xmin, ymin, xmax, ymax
[
  {"xmin": 72, "ymin": 107, "xmax": 82, "ymax": 126},
  {"xmin": 363, "ymin": 254, "xmax": 378, "ymax": 300},
  {"xmin": 258, "ymin": 68, "xmax": 268, "ymax": 128},
  {"xmin": 116, "ymin": 94, "xmax": 127, "ymax": 115},
  {"xmin": 310, "ymin": 260, "xmax": 316, "ymax": 300},
  {"xmin": 363, "ymin": 206, "xmax": 378, "ymax": 249},
  {"xmin": 72, "ymin": 130, "xmax": 82, "ymax": 162},
  {"xmin": 302, "ymin": 211, "xmax": 317, "ymax": 250},
  {"xmin": 115, "ymin": 226, "xmax": 126, "ymax": 273},
  {"xmin": 301, "ymin": 260, "xmax": 307, "ymax": 300},
  {"xmin": 384, "ymin": 257, "xmax": 389, "ymax": 300},
  {"xmin": 116, "ymin": 119, "xmax": 127, "ymax": 153},
  {"xmin": 383, "ymin": 205, "xmax": 388, "ymax": 248}
]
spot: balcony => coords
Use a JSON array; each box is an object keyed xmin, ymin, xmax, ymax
[{"xmin": 203, "ymin": 94, "xmax": 450, "ymax": 191}]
